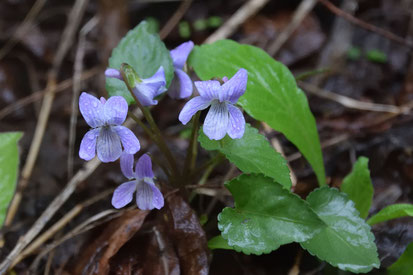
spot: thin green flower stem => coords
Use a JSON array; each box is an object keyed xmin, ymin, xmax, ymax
[
  {"xmin": 120, "ymin": 69, "xmax": 179, "ymax": 181},
  {"xmin": 183, "ymin": 112, "xmax": 200, "ymax": 177},
  {"xmin": 127, "ymin": 111, "xmax": 156, "ymax": 141},
  {"xmin": 189, "ymin": 153, "xmax": 225, "ymax": 181},
  {"xmin": 148, "ymin": 153, "xmax": 171, "ymax": 178}
]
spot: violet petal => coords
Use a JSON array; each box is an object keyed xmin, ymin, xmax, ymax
[
  {"xmin": 227, "ymin": 104, "xmax": 245, "ymax": 139},
  {"xmin": 113, "ymin": 125, "xmax": 140, "ymax": 155},
  {"xmin": 104, "ymin": 96, "xmax": 128, "ymax": 125},
  {"xmin": 170, "ymin": 41, "xmax": 194, "ymax": 69},
  {"xmin": 220, "ymin": 68, "xmax": 248, "ymax": 103},
  {"xmin": 79, "ymin": 128, "xmax": 100, "ymax": 161},
  {"xmin": 171, "ymin": 69, "xmax": 193, "ymax": 99},
  {"xmin": 178, "ymin": 96, "xmax": 211, "ymax": 125},
  {"xmin": 96, "ymin": 126, "xmax": 122, "ymax": 162},
  {"xmin": 203, "ymin": 101, "xmax": 229, "ymax": 140},
  {"xmin": 136, "ymin": 181, "xmax": 164, "ymax": 210},
  {"xmin": 135, "ymin": 154, "xmax": 154, "ymax": 179},
  {"xmin": 105, "ymin": 68, "xmax": 123, "ymax": 80},
  {"xmin": 194, "ymin": 80, "xmax": 221, "ymax": 100},
  {"xmin": 111, "ymin": 181, "xmax": 137, "ymax": 209},
  {"xmin": 120, "ymin": 152, "xmax": 135, "ymax": 179},
  {"xmin": 79, "ymin": 92, "xmax": 105, "ymax": 128}
]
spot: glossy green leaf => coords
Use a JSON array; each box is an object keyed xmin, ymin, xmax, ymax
[
  {"xmin": 0, "ymin": 132, "xmax": 22, "ymax": 228},
  {"xmin": 218, "ymin": 174, "xmax": 325, "ymax": 255},
  {"xmin": 388, "ymin": 242, "xmax": 413, "ymax": 275},
  {"xmin": 189, "ymin": 39, "xmax": 325, "ymax": 186},
  {"xmin": 106, "ymin": 21, "xmax": 174, "ymax": 104},
  {"xmin": 341, "ymin": 157, "xmax": 373, "ymax": 219},
  {"xmin": 301, "ymin": 187, "xmax": 380, "ymax": 273},
  {"xmin": 367, "ymin": 204, "xmax": 413, "ymax": 226},
  {"xmin": 208, "ymin": 235, "xmax": 233, "ymax": 250},
  {"xmin": 198, "ymin": 124, "xmax": 291, "ymax": 189}
]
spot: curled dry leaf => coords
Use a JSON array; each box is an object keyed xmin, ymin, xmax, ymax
[
  {"xmin": 72, "ymin": 209, "xmax": 149, "ymax": 275},
  {"xmin": 162, "ymin": 193, "xmax": 210, "ymax": 275}
]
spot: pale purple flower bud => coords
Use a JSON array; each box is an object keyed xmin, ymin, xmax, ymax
[
  {"xmin": 169, "ymin": 41, "xmax": 194, "ymax": 99},
  {"xmin": 105, "ymin": 66, "xmax": 167, "ymax": 107},
  {"xmin": 112, "ymin": 153, "xmax": 164, "ymax": 210},
  {"xmin": 78, "ymin": 92, "xmax": 140, "ymax": 162},
  {"xmin": 178, "ymin": 68, "xmax": 248, "ymax": 140}
]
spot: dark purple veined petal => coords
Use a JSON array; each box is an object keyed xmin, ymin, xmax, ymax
[
  {"xmin": 220, "ymin": 68, "xmax": 248, "ymax": 103},
  {"xmin": 136, "ymin": 181, "xmax": 164, "ymax": 210},
  {"xmin": 203, "ymin": 101, "xmax": 229, "ymax": 140},
  {"xmin": 79, "ymin": 128, "xmax": 100, "ymax": 161},
  {"xmin": 178, "ymin": 96, "xmax": 211, "ymax": 125},
  {"xmin": 135, "ymin": 154, "xmax": 154, "ymax": 179},
  {"xmin": 170, "ymin": 41, "xmax": 194, "ymax": 69},
  {"xmin": 227, "ymin": 104, "xmax": 245, "ymax": 139},
  {"xmin": 120, "ymin": 151, "xmax": 135, "ymax": 179},
  {"xmin": 111, "ymin": 181, "xmax": 137, "ymax": 209},
  {"xmin": 194, "ymin": 80, "xmax": 221, "ymax": 100},
  {"xmin": 104, "ymin": 96, "xmax": 128, "ymax": 125},
  {"xmin": 105, "ymin": 68, "xmax": 123, "ymax": 80},
  {"xmin": 96, "ymin": 126, "xmax": 122, "ymax": 162},
  {"xmin": 79, "ymin": 92, "xmax": 105, "ymax": 128},
  {"xmin": 113, "ymin": 126, "xmax": 140, "ymax": 155}
]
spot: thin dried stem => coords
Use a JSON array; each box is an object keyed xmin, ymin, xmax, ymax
[
  {"xmin": 159, "ymin": 0, "xmax": 193, "ymax": 39},
  {"xmin": 319, "ymin": 0, "xmax": 413, "ymax": 48},
  {"xmin": 4, "ymin": 0, "xmax": 90, "ymax": 227}
]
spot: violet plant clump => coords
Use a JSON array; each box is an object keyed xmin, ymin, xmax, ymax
[{"xmin": 73, "ymin": 21, "xmax": 389, "ymax": 274}]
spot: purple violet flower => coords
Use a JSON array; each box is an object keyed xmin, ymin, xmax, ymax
[
  {"xmin": 105, "ymin": 66, "xmax": 166, "ymax": 106},
  {"xmin": 112, "ymin": 153, "xmax": 164, "ymax": 210},
  {"xmin": 179, "ymin": 68, "xmax": 248, "ymax": 140},
  {"xmin": 79, "ymin": 92, "xmax": 140, "ymax": 162},
  {"xmin": 169, "ymin": 41, "xmax": 194, "ymax": 99}
]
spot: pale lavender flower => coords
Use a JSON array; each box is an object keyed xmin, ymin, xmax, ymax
[
  {"xmin": 169, "ymin": 41, "xmax": 194, "ymax": 99},
  {"xmin": 105, "ymin": 66, "xmax": 166, "ymax": 106},
  {"xmin": 79, "ymin": 92, "xmax": 140, "ymax": 162},
  {"xmin": 112, "ymin": 153, "xmax": 164, "ymax": 210},
  {"xmin": 179, "ymin": 68, "xmax": 248, "ymax": 140}
]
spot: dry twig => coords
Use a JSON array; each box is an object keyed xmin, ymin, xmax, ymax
[
  {"xmin": 68, "ymin": 17, "xmax": 99, "ymax": 179},
  {"xmin": 0, "ymin": 0, "xmax": 47, "ymax": 60},
  {"xmin": 159, "ymin": 0, "xmax": 193, "ymax": 39},
  {"xmin": 299, "ymin": 81, "xmax": 411, "ymax": 114},
  {"xmin": 319, "ymin": 0, "xmax": 413, "ymax": 48},
  {"xmin": 267, "ymin": 0, "xmax": 318, "ymax": 56},
  {"xmin": 204, "ymin": 0, "xmax": 270, "ymax": 44},
  {"xmin": 0, "ymin": 68, "xmax": 99, "ymax": 121},
  {"xmin": 4, "ymin": 0, "xmax": 90, "ymax": 228}
]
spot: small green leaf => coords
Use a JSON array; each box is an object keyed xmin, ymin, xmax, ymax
[
  {"xmin": 208, "ymin": 235, "xmax": 233, "ymax": 250},
  {"xmin": 0, "ymin": 132, "xmax": 23, "ymax": 228},
  {"xmin": 301, "ymin": 187, "xmax": 380, "ymax": 273},
  {"xmin": 178, "ymin": 21, "xmax": 191, "ymax": 39},
  {"xmin": 341, "ymin": 157, "xmax": 373, "ymax": 219},
  {"xmin": 189, "ymin": 40, "xmax": 325, "ymax": 186},
  {"xmin": 347, "ymin": 47, "xmax": 362, "ymax": 60},
  {"xmin": 193, "ymin": 19, "xmax": 208, "ymax": 31},
  {"xmin": 388, "ymin": 242, "xmax": 413, "ymax": 275},
  {"xmin": 367, "ymin": 204, "xmax": 413, "ymax": 226},
  {"xmin": 218, "ymin": 174, "xmax": 325, "ymax": 255},
  {"xmin": 366, "ymin": 49, "xmax": 387, "ymax": 63},
  {"xmin": 208, "ymin": 16, "xmax": 222, "ymax": 28},
  {"xmin": 106, "ymin": 21, "xmax": 174, "ymax": 104},
  {"xmin": 198, "ymin": 124, "xmax": 291, "ymax": 189}
]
